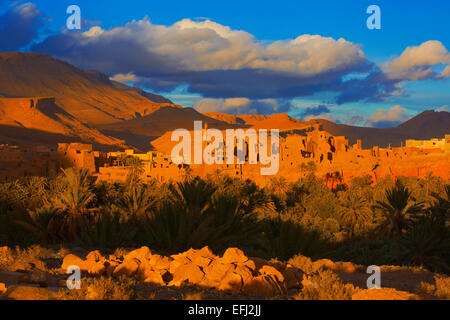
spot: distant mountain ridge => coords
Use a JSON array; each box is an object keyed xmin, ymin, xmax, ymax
[
  {"xmin": 205, "ymin": 110, "xmax": 449, "ymax": 148},
  {"xmin": 306, "ymin": 110, "xmax": 450, "ymax": 148},
  {"xmin": 0, "ymin": 52, "xmax": 448, "ymax": 151},
  {"xmin": 0, "ymin": 97, "xmax": 125, "ymax": 149}
]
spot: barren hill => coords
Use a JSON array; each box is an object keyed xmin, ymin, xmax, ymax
[
  {"xmin": 0, "ymin": 52, "xmax": 178, "ymax": 125},
  {"xmin": 100, "ymin": 107, "xmax": 243, "ymax": 151},
  {"xmin": 204, "ymin": 112, "xmax": 305, "ymax": 130},
  {"xmin": 307, "ymin": 110, "xmax": 450, "ymax": 148},
  {"xmin": 206, "ymin": 110, "xmax": 450, "ymax": 148},
  {"xmin": 0, "ymin": 97, "xmax": 125, "ymax": 148}
]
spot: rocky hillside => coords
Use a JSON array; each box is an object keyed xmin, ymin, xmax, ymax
[
  {"xmin": 0, "ymin": 97, "xmax": 125, "ymax": 148},
  {"xmin": 0, "ymin": 52, "xmax": 178, "ymax": 125},
  {"xmin": 204, "ymin": 112, "xmax": 306, "ymax": 130}
]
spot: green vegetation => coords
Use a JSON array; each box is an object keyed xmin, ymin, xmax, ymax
[{"xmin": 0, "ymin": 169, "xmax": 448, "ymax": 273}]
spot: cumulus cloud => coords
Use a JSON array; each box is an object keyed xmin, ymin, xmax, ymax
[
  {"xmin": 382, "ymin": 41, "xmax": 450, "ymax": 81},
  {"xmin": 438, "ymin": 65, "xmax": 450, "ymax": 79},
  {"xmin": 110, "ymin": 72, "xmax": 139, "ymax": 83},
  {"xmin": 194, "ymin": 98, "xmax": 291, "ymax": 115},
  {"xmin": 365, "ymin": 105, "xmax": 411, "ymax": 128},
  {"xmin": 26, "ymin": 15, "xmax": 449, "ymax": 111},
  {"xmin": 31, "ymin": 17, "xmax": 380, "ymax": 105},
  {"xmin": 0, "ymin": 2, "xmax": 46, "ymax": 51}
]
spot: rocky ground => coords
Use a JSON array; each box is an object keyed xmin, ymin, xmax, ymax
[{"xmin": 0, "ymin": 245, "xmax": 448, "ymax": 300}]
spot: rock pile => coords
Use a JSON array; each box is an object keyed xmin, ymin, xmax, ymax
[{"xmin": 60, "ymin": 246, "xmax": 303, "ymax": 296}]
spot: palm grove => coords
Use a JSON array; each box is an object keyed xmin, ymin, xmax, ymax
[{"xmin": 0, "ymin": 159, "xmax": 449, "ymax": 274}]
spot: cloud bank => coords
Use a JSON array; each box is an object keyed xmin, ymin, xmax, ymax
[
  {"xmin": 32, "ymin": 17, "xmax": 390, "ymax": 104},
  {"xmin": 194, "ymin": 98, "xmax": 292, "ymax": 115},
  {"xmin": 0, "ymin": 2, "xmax": 46, "ymax": 51}
]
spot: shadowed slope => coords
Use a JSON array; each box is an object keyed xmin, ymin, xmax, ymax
[{"xmin": 0, "ymin": 52, "xmax": 179, "ymax": 125}]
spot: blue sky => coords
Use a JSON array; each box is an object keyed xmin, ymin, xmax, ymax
[{"xmin": 1, "ymin": 0, "xmax": 449, "ymax": 127}]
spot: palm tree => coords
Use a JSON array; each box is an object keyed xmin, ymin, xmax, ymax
[
  {"xmin": 373, "ymin": 181, "xmax": 425, "ymax": 240},
  {"xmin": 269, "ymin": 176, "xmax": 289, "ymax": 195},
  {"xmin": 338, "ymin": 192, "xmax": 371, "ymax": 236},
  {"xmin": 14, "ymin": 206, "xmax": 63, "ymax": 244},
  {"xmin": 116, "ymin": 185, "xmax": 155, "ymax": 217},
  {"xmin": 428, "ymin": 184, "xmax": 450, "ymax": 223},
  {"xmin": 55, "ymin": 167, "xmax": 94, "ymax": 215}
]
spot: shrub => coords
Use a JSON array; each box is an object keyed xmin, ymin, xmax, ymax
[
  {"xmin": 417, "ymin": 275, "xmax": 450, "ymax": 300},
  {"xmin": 295, "ymin": 269, "xmax": 356, "ymax": 300},
  {"xmin": 57, "ymin": 277, "xmax": 138, "ymax": 300}
]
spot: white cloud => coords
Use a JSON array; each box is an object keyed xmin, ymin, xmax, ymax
[
  {"xmin": 365, "ymin": 105, "xmax": 411, "ymax": 128},
  {"xmin": 436, "ymin": 105, "xmax": 448, "ymax": 112},
  {"xmin": 110, "ymin": 72, "xmax": 139, "ymax": 83},
  {"xmin": 194, "ymin": 97, "xmax": 290, "ymax": 115},
  {"xmin": 438, "ymin": 65, "xmax": 450, "ymax": 79},
  {"xmin": 33, "ymin": 17, "xmax": 449, "ymax": 104},
  {"xmin": 382, "ymin": 41, "xmax": 450, "ymax": 81},
  {"xmin": 76, "ymin": 18, "xmax": 366, "ymax": 77}
]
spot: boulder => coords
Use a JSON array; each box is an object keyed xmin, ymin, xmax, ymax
[
  {"xmin": 198, "ymin": 246, "xmax": 217, "ymax": 259},
  {"xmin": 61, "ymin": 254, "xmax": 84, "ymax": 271},
  {"xmin": 0, "ymin": 282, "xmax": 6, "ymax": 295},
  {"xmin": 149, "ymin": 254, "xmax": 172, "ymax": 270},
  {"xmin": 169, "ymin": 259, "xmax": 188, "ymax": 275},
  {"xmin": 242, "ymin": 275, "xmax": 278, "ymax": 296},
  {"xmin": 222, "ymin": 248, "xmax": 248, "ymax": 264},
  {"xmin": 113, "ymin": 258, "xmax": 140, "ymax": 278},
  {"xmin": 242, "ymin": 259, "xmax": 257, "ymax": 272},
  {"xmin": 234, "ymin": 265, "xmax": 254, "ymax": 285},
  {"xmin": 267, "ymin": 260, "xmax": 286, "ymax": 273},
  {"xmin": 191, "ymin": 256, "xmax": 213, "ymax": 269},
  {"xmin": 249, "ymin": 257, "xmax": 268, "ymax": 271},
  {"xmin": 172, "ymin": 263, "xmax": 205, "ymax": 285},
  {"xmin": 218, "ymin": 272, "xmax": 243, "ymax": 293},
  {"xmin": 259, "ymin": 265, "xmax": 285, "ymax": 283},
  {"xmin": 89, "ymin": 261, "xmax": 108, "ymax": 277},
  {"xmin": 282, "ymin": 265, "xmax": 302, "ymax": 289},
  {"xmin": 86, "ymin": 250, "xmax": 104, "ymax": 262},
  {"xmin": 124, "ymin": 246, "xmax": 152, "ymax": 262},
  {"xmin": 204, "ymin": 261, "xmax": 235, "ymax": 283},
  {"xmin": 136, "ymin": 260, "xmax": 163, "ymax": 282},
  {"xmin": 143, "ymin": 270, "xmax": 168, "ymax": 286}
]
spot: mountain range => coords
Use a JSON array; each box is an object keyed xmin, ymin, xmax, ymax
[{"xmin": 0, "ymin": 52, "xmax": 448, "ymax": 151}]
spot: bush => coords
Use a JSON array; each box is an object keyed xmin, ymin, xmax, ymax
[
  {"xmin": 57, "ymin": 276, "xmax": 138, "ymax": 300},
  {"xmin": 418, "ymin": 275, "xmax": 450, "ymax": 300},
  {"xmin": 295, "ymin": 269, "xmax": 356, "ymax": 300}
]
